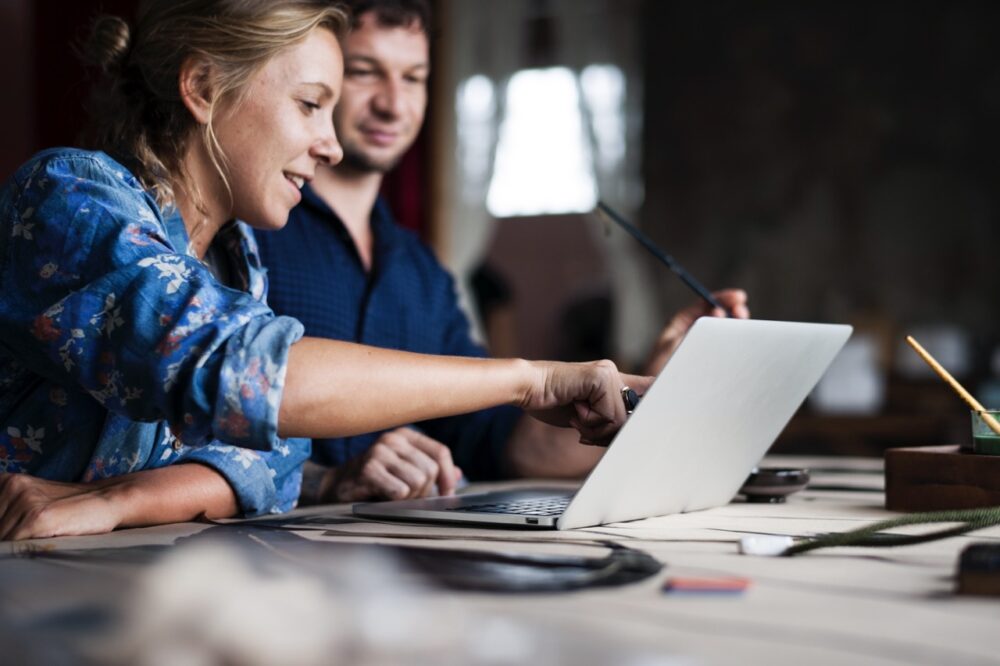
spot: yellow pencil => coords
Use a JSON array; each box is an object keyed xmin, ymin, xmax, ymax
[{"xmin": 905, "ymin": 335, "xmax": 1000, "ymax": 436}]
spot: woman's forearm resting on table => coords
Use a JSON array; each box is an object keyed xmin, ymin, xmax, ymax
[
  {"xmin": 0, "ymin": 464, "xmax": 238, "ymax": 541},
  {"xmin": 110, "ymin": 463, "xmax": 239, "ymax": 526}
]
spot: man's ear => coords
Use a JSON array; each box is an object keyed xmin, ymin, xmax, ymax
[{"xmin": 178, "ymin": 56, "xmax": 215, "ymax": 124}]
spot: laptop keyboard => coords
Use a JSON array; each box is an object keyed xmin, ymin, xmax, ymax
[{"xmin": 446, "ymin": 496, "xmax": 571, "ymax": 517}]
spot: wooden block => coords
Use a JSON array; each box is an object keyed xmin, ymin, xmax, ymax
[
  {"xmin": 885, "ymin": 445, "xmax": 1000, "ymax": 512},
  {"xmin": 956, "ymin": 543, "xmax": 1000, "ymax": 597}
]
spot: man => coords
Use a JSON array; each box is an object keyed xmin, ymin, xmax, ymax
[{"xmin": 255, "ymin": 0, "xmax": 749, "ymax": 504}]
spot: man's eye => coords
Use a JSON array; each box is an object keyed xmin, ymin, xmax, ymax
[{"xmin": 347, "ymin": 69, "xmax": 376, "ymax": 77}]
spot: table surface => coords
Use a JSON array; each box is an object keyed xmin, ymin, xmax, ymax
[{"xmin": 2, "ymin": 455, "xmax": 998, "ymax": 666}]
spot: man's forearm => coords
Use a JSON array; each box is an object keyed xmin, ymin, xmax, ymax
[
  {"xmin": 299, "ymin": 460, "xmax": 335, "ymax": 506},
  {"xmin": 503, "ymin": 416, "xmax": 604, "ymax": 479}
]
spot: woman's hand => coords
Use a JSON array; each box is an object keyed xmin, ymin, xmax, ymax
[
  {"xmin": 0, "ymin": 464, "xmax": 238, "ymax": 541},
  {"xmin": 0, "ymin": 473, "xmax": 125, "ymax": 541},
  {"xmin": 519, "ymin": 359, "xmax": 654, "ymax": 446}
]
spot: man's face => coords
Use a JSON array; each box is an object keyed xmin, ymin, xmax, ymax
[{"xmin": 334, "ymin": 12, "xmax": 429, "ymax": 173}]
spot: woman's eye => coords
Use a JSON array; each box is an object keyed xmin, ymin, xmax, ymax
[{"xmin": 299, "ymin": 100, "xmax": 321, "ymax": 113}]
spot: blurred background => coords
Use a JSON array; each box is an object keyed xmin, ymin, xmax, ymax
[{"xmin": 3, "ymin": 0, "xmax": 999, "ymax": 455}]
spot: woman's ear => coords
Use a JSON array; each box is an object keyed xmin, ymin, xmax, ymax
[{"xmin": 178, "ymin": 56, "xmax": 215, "ymax": 124}]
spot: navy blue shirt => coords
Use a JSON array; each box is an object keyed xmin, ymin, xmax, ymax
[{"xmin": 255, "ymin": 185, "xmax": 520, "ymax": 480}]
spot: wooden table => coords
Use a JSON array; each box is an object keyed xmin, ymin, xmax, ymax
[{"xmin": 2, "ymin": 455, "xmax": 998, "ymax": 666}]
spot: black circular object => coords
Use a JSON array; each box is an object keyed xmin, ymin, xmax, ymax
[{"xmin": 739, "ymin": 467, "xmax": 810, "ymax": 503}]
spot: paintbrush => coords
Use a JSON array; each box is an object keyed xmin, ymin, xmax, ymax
[
  {"xmin": 905, "ymin": 335, "xmax": 1000, "ymax": 436},
  {"xmin": 595, "ymin": 201, "xmax": 729, "ymax": 316}
]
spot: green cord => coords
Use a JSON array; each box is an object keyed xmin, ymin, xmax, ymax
[{"xmin": 782, "ymin": 506, "xmax": 1000, "ymax": 556}]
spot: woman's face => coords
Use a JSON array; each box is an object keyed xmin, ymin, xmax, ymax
[{"xmin": 214, "ymin": 29, "xmax": 344, "ymax": 230}]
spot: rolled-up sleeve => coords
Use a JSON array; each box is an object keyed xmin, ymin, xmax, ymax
[
  {"xmin": 0, "ymin": 152, "xmax": 302, "ymax": 452},
  {"xmin": 164, "ymin": 436, "xmax": 310, "ymax": 516}
]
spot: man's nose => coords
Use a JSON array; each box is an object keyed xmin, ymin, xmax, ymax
[{"xmin": 372, "ymin": 78, "xmax": 404, "ymax": 119}]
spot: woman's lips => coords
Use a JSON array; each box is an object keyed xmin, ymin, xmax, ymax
[{"xmin": 283, "ymin": 173, "xmax": 304, "ymax": 203}]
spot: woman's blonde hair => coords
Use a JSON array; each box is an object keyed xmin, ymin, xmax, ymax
[{"xmin": 81, "ymin": 0, "xmax": 349, "ymax": 210}]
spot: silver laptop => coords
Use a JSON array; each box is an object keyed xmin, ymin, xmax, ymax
[{"xmin": 353, "ymin": 318, "xmax": 851, "ymax": 530}]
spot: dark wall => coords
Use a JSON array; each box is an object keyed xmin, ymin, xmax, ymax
[
  {"xmin": 641, "ymin": 0, "xmax": 1000, "ymax": 343},
  {"xmin": 35, "ymin": 1, "xmax": 140, "ymax": 147},
  {"xmin": 0, "ymin": 0, "xmax": 33, "ymax": 179},
  {"xmin": 0, "ymin": 0, "xmax": 139, "ymax": 177}
]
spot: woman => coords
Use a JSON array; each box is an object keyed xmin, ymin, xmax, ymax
[{"xmin": 0, "ymin": 0, "xmax": 649, "ymax": 540}]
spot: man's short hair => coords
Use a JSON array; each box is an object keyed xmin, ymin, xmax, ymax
[{"xmin": 340, "ymin": 0, "xmax": 431, "ymax": 35}]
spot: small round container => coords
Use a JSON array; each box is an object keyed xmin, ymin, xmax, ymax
[
  {"xmin": 739, "ymin": 467, "xmax": 810, "ymax": 503},
  {"xmin": 971, "ymin": 409, "xmax": 1000, "ymax": 456}
]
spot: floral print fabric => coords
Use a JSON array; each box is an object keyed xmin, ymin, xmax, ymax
[{"xmin": 0, "ymin": 149, "xmax": 309, "ymax": 515}]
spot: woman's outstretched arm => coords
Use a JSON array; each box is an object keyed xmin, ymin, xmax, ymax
[
  {"xmin": 280, "ymin": 338, "xmax": 652, "ymax": 446},
  {"xmin": 0, "ymin": 338, "xmax": 650, "ymax": 541}
]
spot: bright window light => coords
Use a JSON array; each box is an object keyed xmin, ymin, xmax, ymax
[
  {"xmin": 486, "ymin": 67, "xmax": 597, "ymax": 217},
  {"xmin": 456, "ymin": 75, "xmax": 496, "ymax": 197},
  {"xmin": 580, "ymin": 64, "xmax": 626, "ymax": 173}
]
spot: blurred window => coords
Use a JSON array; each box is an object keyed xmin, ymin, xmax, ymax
[
  {"xmin": 456, "ymin": 75, "xmax": 497, "ymax": 205},
  {"xmin": 459, "ymin": 65, "xmax": 624, "ymax": 218},
  {"xmin": 580, "ymin": 64, "xmax": 626, "ymax": 175}
]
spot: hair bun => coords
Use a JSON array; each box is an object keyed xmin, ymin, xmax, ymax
[{"xmin": 83, "ymin": 15, "xmax": 131, "ymax": 74}]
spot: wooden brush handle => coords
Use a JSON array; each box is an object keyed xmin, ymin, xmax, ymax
[{"xmin": 905, "ymin": 336, "xmax": 1000, "ymax": 436}]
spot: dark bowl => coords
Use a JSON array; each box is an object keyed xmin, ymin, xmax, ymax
[{"xmin": 739, "ymin": 467, "xmax": 810, "ymax": 503}]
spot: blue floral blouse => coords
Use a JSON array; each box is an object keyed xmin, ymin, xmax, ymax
[{"xmin": 0, "ymin": 148, "xmax": 310, "ymax": 516}]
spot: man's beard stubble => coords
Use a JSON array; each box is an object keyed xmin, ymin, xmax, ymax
[{"xmin": 338, "ymin": 143, "xmax": 404, "ymax": 175}]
